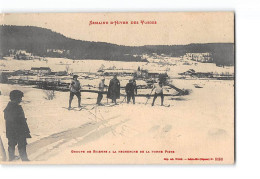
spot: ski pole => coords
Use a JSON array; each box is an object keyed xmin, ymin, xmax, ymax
[{"xmin": 145, "ymin": 90, "xmax": 153, "ymax": 105}]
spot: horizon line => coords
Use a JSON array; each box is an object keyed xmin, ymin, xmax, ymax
[{"xmin": 0, "ymin": 24, "xmax": 235, "ymax": 47}]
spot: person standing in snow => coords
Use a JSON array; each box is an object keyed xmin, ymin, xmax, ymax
[
  {"xmin": 151, "ymin": 81, "xmax": 167, "ymax": 106},
  {"xmin": 96, "ymin": 77, "xmax": 106, "ymax": 105},
  {"xmin": 69, "ymin": 75, "xmax": 81, "ymax": 109},
  {"xmin": 107, "ymin": 75, "xmax": 120, "ymax": 104},
  {"xmin": 125, "ymin": 79, "xmax": 137, "ymax": 104},
  {"xmin": 3, "ymin": 90, "xmax": 31, "ymax": 161}
]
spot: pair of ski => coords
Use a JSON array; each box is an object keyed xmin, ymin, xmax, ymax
[
  {"xmin": 145, "ymin": 93, "xmax": 171, "ymax": 107},
  {"xmin": 65, "ymin": 103, "xmax": 117, "ymax": 111},
  {"xmin": 63, "ymin": 105, "xmax": 95, "ymax": 111}
]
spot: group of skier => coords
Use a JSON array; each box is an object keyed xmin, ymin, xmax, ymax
[
  {"xmin": 2, "ymin": 74, "xmax": 167, "ymax": 162},
  {"xmin": 68, "ymin": 74, "xmax": 166, "ymax": 108}
]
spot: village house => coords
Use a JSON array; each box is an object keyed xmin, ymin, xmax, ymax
[
  {"xmin": 14, "ymin": 50, "xmax": 33, "ymax": 60},
  {"xmin": 135, "ymin": 69, "xmax": 148, "ymax": 78},
  {"xmin": 47, "ymin": 49, "xmax": 66, "ymax": 54},
  {"xmin": 135, "ymin": 67, "xmax": 168, "ymax": 79},
  {"xmin": 184, "ymin": 53, "xmax": 213, "ymax": 63}
]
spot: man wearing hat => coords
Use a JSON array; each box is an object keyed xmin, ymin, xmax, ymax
[
  {"xmin": 3, "ymin": 90, "xmax": 31, "ymax": 161},
  {"xmin": 69, "ymin": 75, "xmax": 82, "ymax": 109},
  {"xmin": 107, "ymin": 75, "xmax": 120, "ymax": 104},
  {"xmin": 125, "ymin": 79, "xmax": 137, "ymax": 104}
]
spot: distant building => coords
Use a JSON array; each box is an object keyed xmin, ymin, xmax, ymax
[
  {"xmin": 147, "ymin": 71, "xmax": 167, "ymax": 78},
  {"xmin": 14, "ymin": 50, "xmax": 33, "ymax": 60},
  {"xmin": 184, "ymin": 53, "xmax": 213, "ymax": 63},
  {"xmin": 55, "ymin": 71, "xmax": 67, "ymax": 76},
  {"xmin": 136, "ymin": 69, "xmax": 148, "ymax": 78},
  {"xmin": 103, "ymin": 69, "xmax": 135, "ymax": 76},
  {"xmin": 31, "ymin": 67, "xmax": 51, "ymax": 75},
  {"xmin": 47, "ymin": 49, "xmax": 66, "ymax": 54},
  {"xmin": 178, "ymin": 69, "xmax": 213, "ymax": 78},
  {"xmin": 13, "ymin": 70, "xmax": 31, "ymax": 76},
  {"xmin": 102, "ymin": 68, "xmax": 168, "ymax": 79}
]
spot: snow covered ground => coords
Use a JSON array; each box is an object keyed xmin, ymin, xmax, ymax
[{"xmin": 0, "ymin": 57, "xmax": 234, "ymax": 164}]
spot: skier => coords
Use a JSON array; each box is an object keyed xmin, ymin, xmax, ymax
[
  {"xmin": 125, "ymin": 79, "xmax": 137, "ymax": 104},
  {"xmin": 69, "ymin": 75, "xmax": 82, "ymax": 109},
  {"xmin": 3, "ymin": 90, "xmax": 31, "ymax": 161},
  {"xmin": 107, "ymin": 75, "xmax": 120, "ymax": 104},
  {"xmin": 151, "ymin": 81, "xmax": 168, "ymax": 106},
  {"xmin": 96, "ymin": 77, "xmax": 106, "ymax": 105}
]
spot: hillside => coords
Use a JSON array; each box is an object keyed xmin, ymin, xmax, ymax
[{"xmin": 0, "ymin": 25, "xmax": 234, "ymax": 65}]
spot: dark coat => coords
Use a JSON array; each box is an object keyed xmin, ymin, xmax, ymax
[
  {"xmin": 3, "ymin": 102, "xmax": 31, "ymax": 139},
  {"xmin": 107, "ymin": 78, "xmax": 120, "ymax": 99},
  {"xmin": 125, "ymin": 82, "xmax": 137, "ymax": 95}
]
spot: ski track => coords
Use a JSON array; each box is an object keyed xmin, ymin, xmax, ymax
[{"xmin": 27, "ymin": 113, "xmax": 125, "ymax": 161}]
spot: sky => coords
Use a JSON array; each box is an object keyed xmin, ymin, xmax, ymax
[{"xmin": 0, "ymin": 12, "xmax": 234, "ymax": 46}]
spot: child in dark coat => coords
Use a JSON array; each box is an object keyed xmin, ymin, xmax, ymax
[{"xmin": 3, "ymin": 90, "xmax": 31, "ymax": 161}]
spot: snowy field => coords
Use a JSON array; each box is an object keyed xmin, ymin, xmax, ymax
[{"xmin": 0, "ymin": 57, "xmax": 234, "ymax": 164}]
